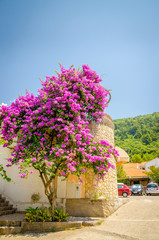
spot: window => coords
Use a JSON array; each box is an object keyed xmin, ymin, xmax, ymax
[
  {"xmin": 118, "ymin": 185, "xmax": 123, "ymax": 189},
  {"xmin": 147, "ymin": 184, "xmax": 157, "ymax": 188}
]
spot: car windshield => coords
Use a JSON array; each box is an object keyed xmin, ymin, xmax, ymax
[
  {"xmin": 147, "ymin": 184, "xmax": 157, "ymax": 188},
  {"xmin": 131, "ymin": 185, "xmax": 141, "ymax": 189}
]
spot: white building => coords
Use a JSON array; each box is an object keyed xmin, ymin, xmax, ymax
[{"xmin": 144, "ymin": 158, "xmax": 159, "ymax": 171}]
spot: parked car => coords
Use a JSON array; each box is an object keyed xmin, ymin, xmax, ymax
[
  {"xmin": 146, "ymin": 183, "xmax": 159, "ymax": 195},
  {"xmin": 130, "ymin": 184, "xmax": 144, "ymax": 195},
  {"xmin": 117, "ymin": 183, "xmax": 131, "ymax": 197}
]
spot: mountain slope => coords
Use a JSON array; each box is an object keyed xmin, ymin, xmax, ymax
[{"xmin": 114, "ymin": 112, "xmax": 159, "ymax": 162}]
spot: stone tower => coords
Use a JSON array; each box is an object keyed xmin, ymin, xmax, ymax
[{"xmin": 85, "ymin": 113, "xmax": 118, "ymax": 200}]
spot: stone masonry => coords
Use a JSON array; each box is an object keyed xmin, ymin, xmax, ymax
[{"xmin": 85, "ymin": 114, "xmax": 118, "ymax": 200}]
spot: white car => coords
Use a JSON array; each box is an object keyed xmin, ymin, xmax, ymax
[{"xmin": 146, "ymin": 183, "xmax": 159, "ymax": 195}]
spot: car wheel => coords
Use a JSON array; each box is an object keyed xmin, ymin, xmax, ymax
[{"xmin": 122, "ymin": 192, "xmax": 128, "ymax": 198}]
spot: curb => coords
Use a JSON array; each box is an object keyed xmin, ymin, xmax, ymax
[
  {"xmin": 0, "ymin": 218, "xmax": 104, "ymax": 235},
  {"xmin": 21, "ymin": 221, "xmax": 82, "ymax": 232}
]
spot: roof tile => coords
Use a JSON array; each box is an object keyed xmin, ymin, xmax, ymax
[{"xmin": 123, "ymin": 163, "xmax": 148, "ymax": 178}]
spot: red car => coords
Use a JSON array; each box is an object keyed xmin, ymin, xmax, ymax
[{"xmin": 117, "ymin": 183, "xmax": 131, "ymax": 197}]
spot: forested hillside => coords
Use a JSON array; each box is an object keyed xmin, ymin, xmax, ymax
[{"xmin": 114, "ymin": 112, "xmax": 159, "ymax": 162}]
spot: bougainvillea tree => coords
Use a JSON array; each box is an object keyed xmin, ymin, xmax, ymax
[{"xmin": 0, "ymin": 64, "xmax": 119, "ymax": 208}]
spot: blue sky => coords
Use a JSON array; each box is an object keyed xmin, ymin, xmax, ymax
[{"xmin": 0, "ymin": 0, "xmax": 159, "ymax": 120}]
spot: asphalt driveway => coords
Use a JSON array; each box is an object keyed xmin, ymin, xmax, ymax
[
  {"xmin": 95, "ymin": 195, "xmax": 159, "ymax": 240},
  {"xmin": 1, "ymin": 195, "xmax": 159, "ymax": 240}
]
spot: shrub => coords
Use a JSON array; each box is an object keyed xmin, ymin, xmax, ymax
[
  {"xmin": 31, "ymin": 193, "xmax": 40, "ymax": 203},
  {"xmin": 25, "ymin": 207, "xmax": 52, "ymax": 223},
  {"xmin": 25, "ymin": 206, "xmax": 69, "ymax": 222},
  {"xmin": 51, "ymin": 207, "xmax": 69, "ymax": 222}
]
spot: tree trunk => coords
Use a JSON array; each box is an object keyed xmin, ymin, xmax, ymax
[
  {"xmin": 51, "ymin": 192, "xmax": 56, "ymax": 221},
  {"xmin": 39, "ymin": 171, "xmax": 57, "ymax": 221}
]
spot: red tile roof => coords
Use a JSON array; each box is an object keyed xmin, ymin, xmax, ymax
[{"xmin": 123, "ymin": 163, "xmax": 148, "ymax": 178}]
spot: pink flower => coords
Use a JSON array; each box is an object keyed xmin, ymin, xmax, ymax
[
  {"xmin": 32, "ymin": 158, "xmax": 37, "ymax": 162},
  {"xmin": 30, "ymin": 170, "xmax": 34, "ymax": 174},
  {"xmin": 108, "ymin": 149, "xmax": 112, "ymax": 153},
  {"xmin": 82, "ymin": 159, "xmax": 87, "ymax": 162},
  {"xmin": 18, "ymin": 173, "xmax": 26, "ymax": 178},
  {"xmin": 69, "ymin": 165, "xmax": 76, "ymax": 172}
]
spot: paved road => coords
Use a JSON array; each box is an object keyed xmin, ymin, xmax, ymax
[
  {"xmin": 96, "ymin": 195, "xmax": 159, "ymax": 240},
  {"xmin": 1, "ymin": 195, "xmax": 159, "ymax": 240}
]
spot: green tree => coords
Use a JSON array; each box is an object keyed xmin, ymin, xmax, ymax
[
  {"xmin": 117, "ymin": 165, "xmax": 127, "ymax": 179},
  {"xmin": 114, "ymin": 112, "xmax": 159, "ymax": 162},
  {"xmin": 131, "ymin": 154, "xmax": 142, "ymax": 163},
  {"xmin": 144, "ymin": 166, "xmax": 159, "ymax": 184},
  {"xmin": 141, "ymin": 134, "xmax": 152, "ymax": 145},
  {"xmin": 134, "ymin": 128, "xmax": 142, "ymax": 139}
]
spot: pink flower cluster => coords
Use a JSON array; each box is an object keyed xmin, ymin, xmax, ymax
[{"xmin": 0, "ymin": 64, "xmax": 119, "ymax": 180}]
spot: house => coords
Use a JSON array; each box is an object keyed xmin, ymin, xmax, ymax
[
  {"xmin": 119, "ymin": 158, "xmax": 159, "ymax": 186},
  {"xmin": 144, "ymin": 158, "xmax": 159, "ymax": 171},
  {"xmin": 122, "ymin": 162, "xmax": 150, "ymax": 186},
  {"xmin": 0, "ymin": 113, "xmax": 123, "ymax": 217}
]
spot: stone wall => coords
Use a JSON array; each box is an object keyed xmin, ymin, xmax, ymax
[
  {"xmin": 66, "ymin": 198, "xmax": 127, "ymax": 218},
  {"xmin": 85, "ymin": 114, "xmax": 118, "ymax": 200}
]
